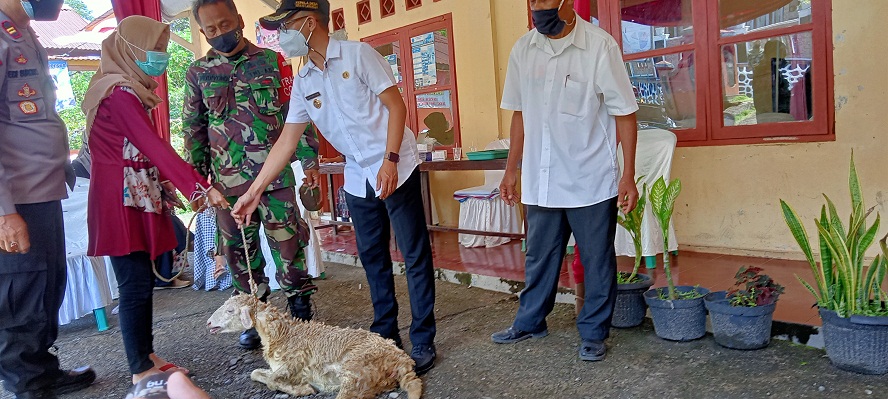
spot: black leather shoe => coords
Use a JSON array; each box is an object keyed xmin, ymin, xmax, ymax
[
  {"xmin": 14, "ymin": 389, "xmax": 57, "ymax": 399},
  {"xmin": 287, "ymin": 295, "xmax": 313, "ymax": 321},
  {"xmin": 411, "ymin": 344, "xmax": 436, "ymax": 376},
  {"xmin": 239, "ymin": 328, "xmax": 261, "ymax": 350},
  {"xmin": 490, "ymin": 326, "xmax": 549, "ymax": 344},
  {"xmin": 579, "ymin": 340, "xmax": 606, "ymax": 362},
  {"xmin": 52, "ymin": 366, "xmax": 96, "ymax": 394}
]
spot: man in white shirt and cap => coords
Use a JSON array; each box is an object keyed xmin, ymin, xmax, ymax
[
  {"xmin": 490, "ymin": 0, "xmax": 640, "ymax": 362},
  {"xmin": 232, "ymin": 0, "xmax": 438, "ymax": 375}
]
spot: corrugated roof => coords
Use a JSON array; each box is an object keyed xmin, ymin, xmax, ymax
[{"xmin": 31, "ymin": 7, "xmax": 100, "ymax": 51}]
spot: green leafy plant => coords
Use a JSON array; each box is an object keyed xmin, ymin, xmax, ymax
[
  {"xmin": 657, "ymin": 285, "xmax": 703, "ymax": 300},
  {"xmin": 780, "ymin": 153, "xmax": 888, "ymax": 317},
  {"xmin": 650, "ymin": 176, "xmax": 685, "ymax": 300},
  {"xmin": 726, "ymin": 266, "xmax": 785, "ymax": 307},
  {"xmin": 616, "ymin": 178, "xmax": 646, "ymax": 284}
]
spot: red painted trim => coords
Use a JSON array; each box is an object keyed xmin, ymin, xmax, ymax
[
  {"xmin": 406, "ymin": 0, "xmax": 422, "ymax": 11},
  {"xmin": 380, "ymin": 0, "xmax": 396, "ymax": 18},
  {"xmin": 357, "ymin": 0, "xmax": 372, "ymax": 25},
  {"xmin": 331, "ymin": 8, "xmax": 346, "ymax": 31}
]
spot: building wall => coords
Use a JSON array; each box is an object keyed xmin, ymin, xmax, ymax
[
  {"xmin": 194, "ymin": 0, "xmax": 887, "ymax": 260},
  {"xmin": 671, "ymin": 0, "xmax": 887, "ymax": 259}
]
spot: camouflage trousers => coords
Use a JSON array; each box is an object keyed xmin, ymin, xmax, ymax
[{"xmin": 216, "ymin": 187, "xmax": 317, "ymax": 298}]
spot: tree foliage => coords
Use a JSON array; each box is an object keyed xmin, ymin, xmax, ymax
[{"xmin": 64, "ymin": 0, "xmax": 92, "ymax": 20}]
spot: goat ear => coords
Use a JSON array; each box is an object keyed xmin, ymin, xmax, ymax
[{"xmin": 239, "ymin": 306, "xmax": 253, "ymax": 329}]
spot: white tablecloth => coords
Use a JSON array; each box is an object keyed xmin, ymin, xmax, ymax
[{"xmin": 615, "ymin": 128, "xmax": 679, "ymax": 257}]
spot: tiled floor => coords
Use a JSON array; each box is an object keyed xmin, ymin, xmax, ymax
[{"xmin": 316, "ymin": 228, "xmax": 821, "ymax": 326}]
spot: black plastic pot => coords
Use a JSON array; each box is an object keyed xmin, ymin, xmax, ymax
[
  {"xmin": 704, "ymin": 291, "xmax": 776, "ymax": 350},
  {"xmin": 820, "ymin": 308, "xmax": 888, "ymax": 375},
  {"xmin": 612, "ymin": 274, "xmax": 654, "ymax": 328},
  {"xmin": 643, "ymin": 286, "xmax": 710, "ymax": 341}
]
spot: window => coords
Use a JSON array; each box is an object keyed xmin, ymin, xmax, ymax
[
  {"xmin": 357, "ymin": 0, "xmax": 372, "ymax": 25},
  {"xmin": 363, "ymin": 15, "xmax": 461, "ymax": 147},
  {"xmin": 406, "ymin": 0, "xmax": 422, "ymax": 10},
  {"xmin": 540, "ymin": 0, "xmax": 833, "ymax": 146}
]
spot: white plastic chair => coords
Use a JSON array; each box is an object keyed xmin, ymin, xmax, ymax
[{"xmin": 453, "ymin": 139, "xmax": 521, "ymax": 248}]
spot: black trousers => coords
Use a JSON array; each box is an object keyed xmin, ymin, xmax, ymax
[
  {"xmin": 344, "ymin": 169, "xmax": 436, "ymax": 346},
  {"xmin": 513, "ymin": 198, "xmax": 619, "ymax": 342},
  {"xmin": 110, "ymin": 252, "xmax": 157, "ymax": 374},
  {"xmin": 0, "ymin": 201, "xmax": 66, "ymax": 394}
]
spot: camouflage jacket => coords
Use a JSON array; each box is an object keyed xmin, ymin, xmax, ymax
[{"xmin": 183, "ymin": 41, "xmax": 319, "ymax": 196}]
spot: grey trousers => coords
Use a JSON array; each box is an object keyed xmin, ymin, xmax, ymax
[{"xmin": 513, "ymin": 197, "xmax": 618, "ymax": 341}]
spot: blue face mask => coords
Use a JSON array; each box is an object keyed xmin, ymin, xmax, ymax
[
  {"xmin": 121, "ymin": 35, "xmax": 170, "ymax": 77},
  {"xmin": 21, "ymin": 1, "xmax": 34, "ymax": 19},
  {"xmin": 136, "ymin": 51, "xmax": 170, "ymax": 77}
]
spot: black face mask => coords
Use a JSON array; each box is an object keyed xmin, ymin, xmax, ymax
[
  {"xmin": 208, "ymin": 27, "xmax": 243, "ymax": 54},
  {"xmin": 532, "ymin": 1, "xmax": 566, "ymax": 36},
  {"xmin": 23, "ymin": 0, "xmax": 64, "ymax": 21}
]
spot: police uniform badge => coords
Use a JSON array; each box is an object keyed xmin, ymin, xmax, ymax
[
  {"xmin": 313, "ymin": 98, "xmax": 322, "ymax": 109},
  {"xmin": 18, "ymin": 83, "xmax": 36, "ymax": 98},
  {"xmin": 19, "ymin": 100, "xmax": 38, "ymax": 114},
  {"xmin": 15, "ymin": 54, "xmax": 27, "ymax": 64},
  {"xmin": 342, "ymin": 71, "xmax": 350, "ymax": 79},
  {"xmin": 2, "ymin": 21, "xmax": 21, "ymax": 40}
]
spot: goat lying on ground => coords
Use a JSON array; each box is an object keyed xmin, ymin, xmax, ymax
[{"xmin": 207, "ymin": 294, "xmax": 422, "ymax": 399}]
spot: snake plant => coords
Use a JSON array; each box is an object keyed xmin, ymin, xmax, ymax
[
  {"xmin": 650, "ymin": 176, "xmax": 682, "ymax": 300},
  {"xmin": 616, "ymin": 178, "xmax": 647, "ymax": 283},
  {"xmin": 781, "ymin": 153, "xmax": 887, "ymax": 317}
]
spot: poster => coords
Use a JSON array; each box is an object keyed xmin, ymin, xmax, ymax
[
  {"xmin": 416, "ymin": 91, "xmax": 451, "ymax": 109},
  {"xmin": 48, "ymin": 60, "xmax": 76, "ymax": 111},
  {"xmin": 410, "ymin": 32, "xmax": 437, "ymax": 87},
  {"xmin": 255, "ymin": 22, "xmax": 283, "ymax": 54},
  {"xmin": 622, "ymin": 21, "xmax": 652, "ymax": 54},
  {"xmin": 384, "ymin": 54, "xmax": 402, "ymax": 83}
]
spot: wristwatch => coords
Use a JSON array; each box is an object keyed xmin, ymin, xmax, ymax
[{"xmin": 385, "ymin": 152, "xmax": 400, "ymax": 163}]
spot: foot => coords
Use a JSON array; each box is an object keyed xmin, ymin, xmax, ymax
[
  {"xmin": 578, "ymin": 340, "xmax": 606, "ymax": 362},
  {"xmin": 490, "ymin": 326, "xmax": 548, "ymax": 344},
  {"xmin": 410, "ymin": 344, "xmax": 436, "ymax": 376},
  {"xmin": 239, "ymin": 328, "xmax": 261, "ymax": 350},
  {"xmin": 287, "ymin": 295, "xmax": 314, "ymax": 321},
  {"xmin": 149, "ymin": 353, "xmax": 190, "ymax": 375},
  {"xmin": 52, "ymin": 366, "xmax": 96, "ymax": 394}
]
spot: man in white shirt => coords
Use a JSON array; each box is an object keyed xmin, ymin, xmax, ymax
[
  {"xmin": 232, "ymin": 0, "xmax": 437, "ymax": 375},
  {"xmin": 490, "ymin": 0, "xmax": 640, "ymax": 362}
]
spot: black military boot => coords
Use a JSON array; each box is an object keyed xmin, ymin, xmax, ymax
[
  {"xmin": 239, "ymin": 290, "xmax": 269, "ymax": 350},
  {"xmin": 288, "ymin": 295, "xmax": 313, "ymax": 321}
]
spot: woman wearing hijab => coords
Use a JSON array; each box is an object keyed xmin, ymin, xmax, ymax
[{"xmin": 82, "ymin": 15, "xmax": 227, "ymax": 384}]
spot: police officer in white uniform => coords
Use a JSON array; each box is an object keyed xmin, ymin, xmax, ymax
[{"xmin": 0, "ymin": 1, "xmax": 95, "ymax": 397}]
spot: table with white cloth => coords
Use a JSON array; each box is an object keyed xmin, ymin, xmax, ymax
[
  {"xmin": 59, "ymin": 178, "xmax": 114, "ymax": 330},
  {"xmin": 615, "ymin": 128, "xmax": 679, "ymax": 267}
]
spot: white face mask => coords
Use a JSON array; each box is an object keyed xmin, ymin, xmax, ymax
[{"xmin": 279, "ymin": 19, "xmax": 312, "ymax": 58}]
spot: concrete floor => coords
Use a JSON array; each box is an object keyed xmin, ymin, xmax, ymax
[{"xmin": 2, "ymin": 262, "xmax": 886, "ymax": 399}]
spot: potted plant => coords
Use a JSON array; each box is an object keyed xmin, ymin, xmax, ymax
[
  {"xmin": 643, "ymin": 176, "xmax": 710, "ymax": 341},
  {"xmin": 613, "ymin": 179, "xmax": 654, "ymax": 328},
  {"xmin": 704, "ymin": 266, "xmax": 785, "ymax": 349},
  {"xmin": 780, "ymin": 154, "xmax": 888, "ymax": 374}
]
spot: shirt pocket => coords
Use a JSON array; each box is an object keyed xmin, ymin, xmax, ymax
[
  {"xmin": 202, "ymin": 85, "xmax": 230, "ymax": 117},
  {"xmin": 559, "ymin": 76, "xmax": 589, "ymax": 118},
  {"xmin": 6, "ymin": 79, "xmax": 48, "ymax": 123},
  {"xmin": 249, "ymin": 74, "xmax": 282, "ymax": 116}
]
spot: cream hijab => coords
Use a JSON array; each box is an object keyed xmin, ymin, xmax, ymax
[{"xmin": 82, "ymin": 15, "xmax": 170, "ymax": 140}]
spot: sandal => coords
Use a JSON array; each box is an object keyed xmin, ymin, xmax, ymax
[
  {"xmin": 126, "ymin": 370, "xmax": 173, "ymax": 399},
  {"xmin": 158, "ymin": 363, "xmax": 192, "ymax": 376}
]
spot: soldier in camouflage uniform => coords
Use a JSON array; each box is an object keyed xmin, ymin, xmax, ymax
[{"xmin": 184, "ymin": 0, "xmax": 320, "ymax": 350}]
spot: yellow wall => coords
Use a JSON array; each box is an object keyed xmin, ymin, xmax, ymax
[{"xmin": 670, "ymin": 0, "xmax": 888, "ymax": 259}]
